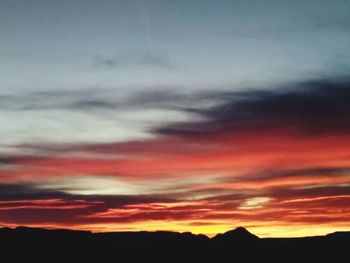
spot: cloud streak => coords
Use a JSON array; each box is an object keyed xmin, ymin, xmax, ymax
[{"xmin": 92, "ymin": 51, "xmax": 174, "ymax": 70}]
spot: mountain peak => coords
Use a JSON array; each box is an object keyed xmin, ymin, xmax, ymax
[{"xmin": 213, "ymin": 227, "xmax": 259, "ymax": 241}]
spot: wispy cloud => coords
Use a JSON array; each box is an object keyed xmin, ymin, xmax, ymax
[
  {"xmin": 0, "ymin": 87, "xmax": 198, "ymax": 112},
  {"xmin": 92, "ymin": 50, "xmax": 174, "ymax": 70}
]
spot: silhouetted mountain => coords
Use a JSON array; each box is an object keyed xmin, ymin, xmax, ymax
[
  {"xmin": 213, "ymin": 226, "xmax": 259, "ymax": 242},
  {"xmin": 0, "ymin": 226, "xmax": 349, "ymax": 261}
]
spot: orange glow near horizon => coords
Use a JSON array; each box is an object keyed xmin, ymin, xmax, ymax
[{"xmin": 2, "ymin": 220, "xmax": 349, "ymax": 238}]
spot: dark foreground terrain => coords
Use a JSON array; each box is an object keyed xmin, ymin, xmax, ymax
[{"xmin": 0, "ymin": 226, "xmax": 349, "ymax": 261}]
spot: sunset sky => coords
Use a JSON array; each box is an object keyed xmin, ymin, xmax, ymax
[{"xmin": 1, "ymin": 0, "xmax": 350, "ymax": 237}]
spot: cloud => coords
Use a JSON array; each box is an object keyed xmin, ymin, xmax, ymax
[
  {"xmin": 0, "ymin": 87, "xmax": 198, "ymax": 112},
  {"xmin": 224, "ymin": 167, "xmax": 350, "ymax": 189},
  {"xmin": 248, "ymin": 167, "xmax": 350, "ymax": 179},
  {"xmin": 0, "ymin": 181, "xmax": 196, "ymax": 226},
  {"xmin": 156, "ymin": 76, "xmax": 350, "ymax": 137},
  {"xmin": 0, "ymin": 183, "xmax": 69, "ymax": 201},
  {"xmin": 266, "ymin": 185, "xmax": 350, "ymax": 200},
  {"xmin": 0, "ymin": 181, "xmax": 176, "ymax": 224},
  {"xmin": 0, "ymin": 88, "xmax": 123, "ymax": 111},
  {"xmin": 92, "ymin": 51, "xmax": 174, "ymax": 70}
]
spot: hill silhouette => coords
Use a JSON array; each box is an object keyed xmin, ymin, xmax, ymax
[
  {"xmin": 0, "ymin": 226, "xmax": 348, "ymax": 261},
  {"xmin": 213, "ymin": 226, "xmax": 259, "ymax": 242}
]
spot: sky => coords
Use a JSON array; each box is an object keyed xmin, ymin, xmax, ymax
[{"xmin": 0, "ymin": 0, "xmax": 350, "ymax": 237}]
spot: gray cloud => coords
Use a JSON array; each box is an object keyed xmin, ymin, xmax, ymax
[
  {"xmin": 156, "ymin": 76, "xmax": 350, "ymax": 137},
  {"xmin": 0, "ymin": 183, "xmax": 67, "ymax": 201},
  {"xmin": 92, "ymin": 50, "xmax": 174, "ymax": 70},
  {"xmin": 0, "ymin": 182, "xmax": 174, "ymax": 205},
  {"xmin": 0, "ymin": 88, "xmax": 121, "ymax": 111},
  {"xmin": 0, "ymin": 86, "xmax": 212, "ymax": 112}
]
